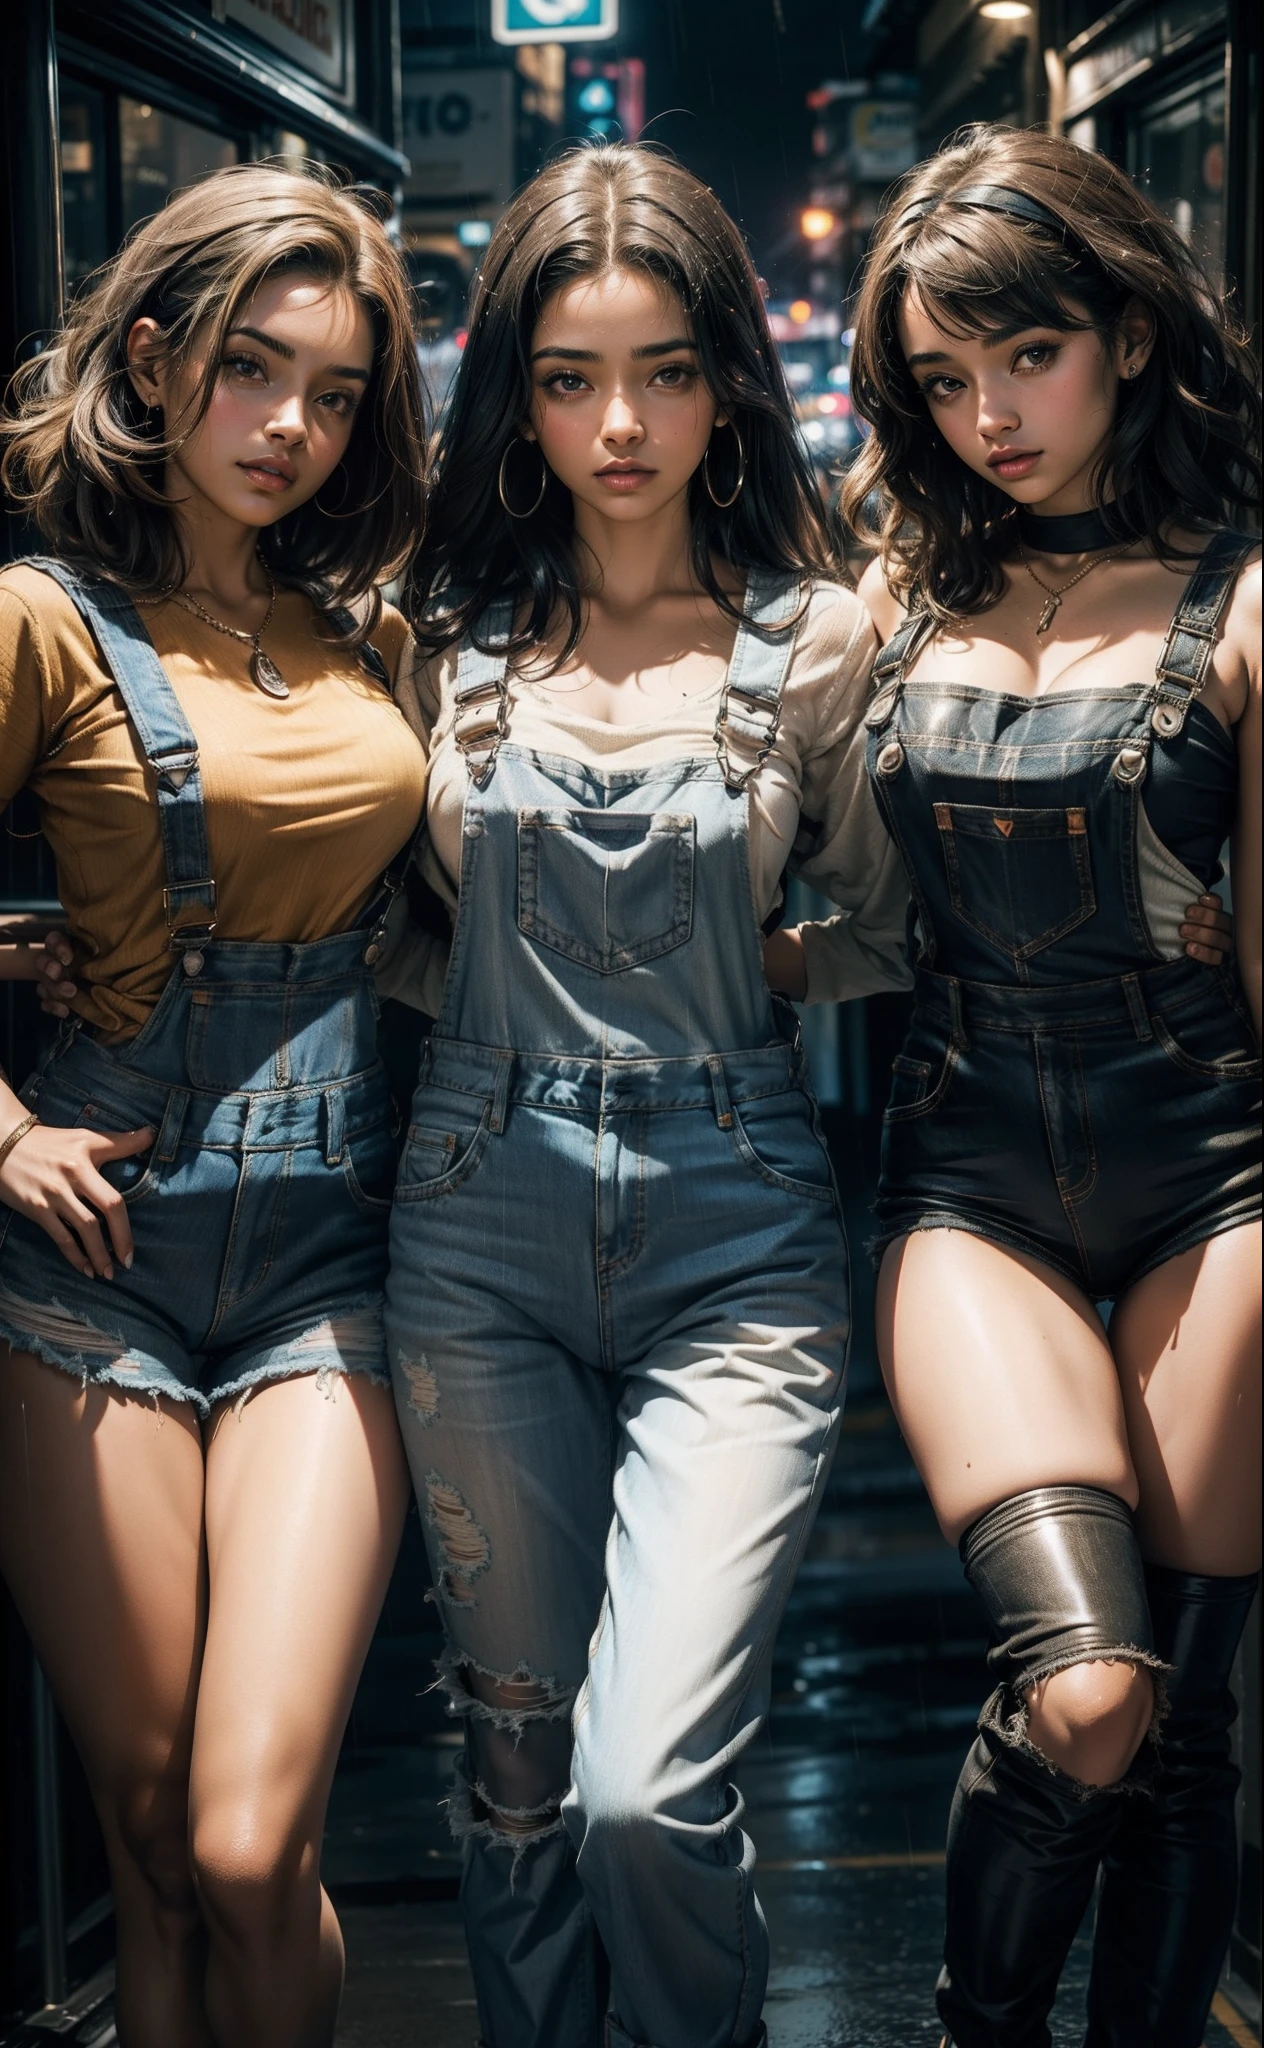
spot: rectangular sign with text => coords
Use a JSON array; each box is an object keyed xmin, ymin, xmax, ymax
[{"xmin": 492, "ymin": 0, "xmax": 618, "ymax": 46}]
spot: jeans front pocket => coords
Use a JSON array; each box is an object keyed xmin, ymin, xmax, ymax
[
  {"xmin": 395, "ymin": 1083, "xmax": 493, "ymax": 1199},
  {"xmin": 728, "ymin": 1087, "xmax": 838, "ymax": 1202},
  {"xmin": 342, "ymin": 1120, "xmax": 400, "ymax": 1211},
  {"xmin": 1152, "ymin": 978, "xmax": 1262, "ymax": 1081},
  {"xmin": 936, "ymin": 802, "xmax": 1096, "ymax": 965},
  {"xmin": 73, "ymin": 1098, "xmax": 160, "ymax": 1205},
  {"xmin": 517, "ymin": 808, "xmax": 694, "ymax": 974},
  {"xmin": 883, "ymin": 1015, "xmax": 958, "ymax": 1124}
]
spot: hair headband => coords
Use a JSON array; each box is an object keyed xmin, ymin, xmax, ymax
[{"xmin": 896, "ymin": 183, "xmax": 1074, "ymax": 240}]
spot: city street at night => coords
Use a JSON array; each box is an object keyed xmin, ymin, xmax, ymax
[{"xmin": 2, "ymin": 0, "xmax": 1260, "ymax": 2041}]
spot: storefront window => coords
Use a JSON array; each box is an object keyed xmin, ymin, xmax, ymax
[
  {"xmin": 120, "ymin": 99, "xmax": 238, "ymax": 239},
  {"xmin": 1131, "ymin": 73, "xmax": 1226, "ymax": 288},
  {"xmin": 60, "ymin": 81, "xmax": 110, "ymax": 293}
]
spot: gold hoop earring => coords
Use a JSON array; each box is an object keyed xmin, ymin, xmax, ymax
[
  {"xmin": 703, "ymin": 422, "xmax": 745, "ymax": 509},
  {"xmin": 498, "ymin": 440, "xmax": 548, "ymax": 519}
]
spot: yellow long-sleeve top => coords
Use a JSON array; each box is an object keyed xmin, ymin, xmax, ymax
[{"xmin": 0, "ymin": 564, "xmax": 426, "ymax": 1042}]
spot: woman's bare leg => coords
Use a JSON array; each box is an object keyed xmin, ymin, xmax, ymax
[
  {"xmin": 876, "ymin": 1230, "xmax": 1152, "ymax": 1774},
  {"xmin": 1085, "ymin": 1224, "xmax": 1262, "ymax": 2043},
  {"xmin": 0, "ymin": 1345, "xmax": 211, "ymax": 2048},
  {"xmin": 191, "ymin": 1370, "xmax": 409, "ymax": 2048},
  {"xmin": 1112, "ymin": 1222, "xmax": 1261, "ymax": 1575}
]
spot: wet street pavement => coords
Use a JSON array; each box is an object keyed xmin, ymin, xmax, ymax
[{"xmin": 325, "ymin": 1393, "xmax": 1260, "ymax": 2047}]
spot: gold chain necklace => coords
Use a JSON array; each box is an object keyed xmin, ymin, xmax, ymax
[
  {"xmin": 1019, "ymin": 543, "xmax": 1135, "ymax": 635},
  {"xmin": 171, "ymin": 560, "xmax": 288, "ymax": 698}
]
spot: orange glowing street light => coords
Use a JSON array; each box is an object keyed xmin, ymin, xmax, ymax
[
  {"xmin": 799, "ymin": 207, "xmax": 837, "ymax": 242},
  {"xmin": 788, "ymin": 299, "xmax": 813, "ymax": 325}
]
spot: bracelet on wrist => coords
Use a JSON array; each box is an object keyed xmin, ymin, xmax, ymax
[{"xmin": 0, "ymin": 1113, "xmax": 40, "ymax": 1171}]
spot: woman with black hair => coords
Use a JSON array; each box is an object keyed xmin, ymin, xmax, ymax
[
  {"xmin": 845, "ymin": 125, "xmax": 1260, "ymax": 2045},
  {"xmin": 377, "ymin": 142, "xmax": 915, "ymax": 2048}
]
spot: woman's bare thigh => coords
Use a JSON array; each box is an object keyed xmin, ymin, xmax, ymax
[
  {"xmin": 0, "ymin": 1344, "xmax": 206, "ymax": 1802},
  {"xmin": 1111, "ymin": 1223, "xmax": 1261, "ymax": 1575},
  {"xmin": 876, "ymin": 1230, "xmax": 1137, "ymax": 1543}
]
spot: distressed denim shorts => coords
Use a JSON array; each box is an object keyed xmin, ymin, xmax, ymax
[{"xmin": 0, "ymin": 1030, "xmax": 397, "ymax": 1417}]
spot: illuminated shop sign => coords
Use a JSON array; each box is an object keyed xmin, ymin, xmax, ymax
[
  {"xmin": 222, "ymin": 0, "xmax": 350, "ymax": 95},
  {"xmin": 492, "ymin": 0, "xmax": 618, "ymax": 46}
]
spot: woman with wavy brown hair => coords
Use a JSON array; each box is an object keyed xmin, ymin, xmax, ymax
[
  {"xmin": 844, "ymin": 125, "xmax": 1260, "ymax": 2044},
  {"xmin": 0, "ymin": 164, "xmax": 427, "ymax": 2047}
]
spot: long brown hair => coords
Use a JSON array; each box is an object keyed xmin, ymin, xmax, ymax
[
  {"xmin": 2, "ymin": 162, "xmax": 427, "ymax": 628},
  {"xmin": 407, "ymin": 142, "xmax": 839, "ymax": 665},
  {"xmin": 842, "ymin": 125, "xmax": 1261, "ymax": 619}
]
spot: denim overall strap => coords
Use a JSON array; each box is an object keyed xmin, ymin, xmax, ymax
[
  {"xmin": 713, "ymin": 572, "xmax": 802, "ymax": 789},
  {"xmin": 452, "ymin": 599, "xmax": 516, "ymax": 784},
  {"xmin": 867, "ymin": 607, "xmax": 935, "ymax": 732},
  {"xmin": 22, "ymin": 557, "xmax": 217, "ymax": 963},
  {"xmin": 1149, "ymin": 531, "xmax": 1257, "ymax": 739}
]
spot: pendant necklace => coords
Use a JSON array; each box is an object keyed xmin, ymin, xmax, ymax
[
  {"xmin": 172, "ymin": 558, "xmax": 289, "ymax": 698},
  {"xmin": 1019, "ymin": 542, "xmax": 1135, "ymax": 635}
]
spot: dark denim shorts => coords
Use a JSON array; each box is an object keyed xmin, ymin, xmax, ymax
[{"xmin": 873, "ymin": 956, "xmax": 1261, "ymax": 1299}]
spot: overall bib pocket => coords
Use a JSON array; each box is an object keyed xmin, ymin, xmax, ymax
[
  {"xmin": 517, "ymin": 809, "xmax": 694, "ymax": 974},
  {"xmin": 935, "ymin": 803, "xmax": 1096, "ymax": 964}
]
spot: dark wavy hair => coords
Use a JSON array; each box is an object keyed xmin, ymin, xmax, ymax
[
  {"xmin": 2, "ymin": 162, "xmax": 427, "ymax": 633},
  {"xmin": 407, "ymin": 142, "xmax": 839, "ymax": 663},
  {"xmin": 842, "ymin": 124, "xmax": 1261, "ymax": 619}
]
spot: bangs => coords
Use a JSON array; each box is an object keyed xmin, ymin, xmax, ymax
[{"xmin": 900, "ymin": 211, "xmax": 1104, "ymax": 342}]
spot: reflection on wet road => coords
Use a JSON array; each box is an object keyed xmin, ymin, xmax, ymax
[{"xmin": 328, "ymin": 1398, "xmax": 1258, "ymax": 2046}]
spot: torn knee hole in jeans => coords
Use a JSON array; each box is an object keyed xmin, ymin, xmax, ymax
[
  {"xmin": 0, "ymin": 1286, "xmax": 145, "ymax": 1379},
  {"xmin": 435, "ymin": 1651, "xmax": 576, "ymax": 1859},
  {"xmin": 423, "ymin": 1473, "xmax": 490, "ymax": 1606},
  {"xmin": 447, "ymin": 1766, "xmax": 567, "ymax": 1873}
]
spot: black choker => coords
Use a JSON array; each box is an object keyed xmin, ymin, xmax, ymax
[{"xmin": 1016, "ymin": 503, "xmax": 1137, "ymax": 552}]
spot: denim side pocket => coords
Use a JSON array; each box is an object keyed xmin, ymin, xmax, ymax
[
  {"xmin": 1151, "ymin": 982, "xmax": 1262, "ymax": 1081},
  {"xmin": 727, "ymin": 1088, "xmax": 837, "ymax": 1202},
  {"xmin": 395, "ymin": 1085, "xmax": 493, "ymax": 1200}
]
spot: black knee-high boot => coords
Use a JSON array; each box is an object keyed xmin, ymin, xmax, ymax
[
  {"xmin": 1085, "ymin": 1564, "xmax": 1259, "ymax": 2048},
  {"xmin": 936, "ymin": 1697, "xmax": 1136, "ymax": 2048},
  {"xmin": 934, "ymin": 1488, "xmax": 1164, "ymax": 2048}
]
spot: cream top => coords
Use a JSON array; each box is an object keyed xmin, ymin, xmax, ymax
[{"xmin": 379, "ymin": 578, "xmax": 913, "ymax": 1016}]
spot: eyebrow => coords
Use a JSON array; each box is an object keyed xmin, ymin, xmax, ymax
[
  {"xmin": 228, "ymin": 325, "xmax": 370, "ymax": 382},
  {"xmin": 530, "ymin": 336, "xmax": 699, "ymax": 364},
  {"xmin": 906, "ymin": 322, "xmax": 1060, "ymax": 369}
]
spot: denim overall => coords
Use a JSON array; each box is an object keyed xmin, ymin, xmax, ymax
[
  {"xmin": 865, "ymin": 531, "xmax": 1261, "ymax": 1297},
  {"xmin": 0, "ymin": 561, "xmax": 403, "ymax": 1413},
  {"xmin": 385, "ymin": 574, "xmax": 849, "ymax": 2048}
]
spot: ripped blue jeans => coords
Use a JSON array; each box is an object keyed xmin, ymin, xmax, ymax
[{"xmin": 387, "ymin": 1040, "xmax": 845, "ymax": 2048}]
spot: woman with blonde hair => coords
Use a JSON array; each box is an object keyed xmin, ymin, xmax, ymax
[{"xmin": 0, "ymin": 164, "xmax": 427, "ymax": 2046}]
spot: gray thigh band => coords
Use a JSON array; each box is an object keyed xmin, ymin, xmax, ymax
[{"xmin": 960, "ymin": 1485, "xmax": 1158, "ymax": 1691}]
